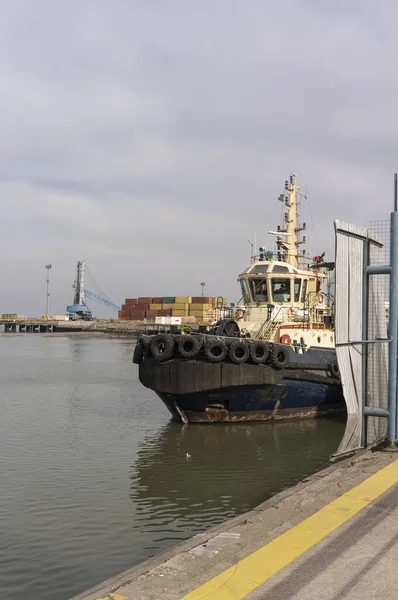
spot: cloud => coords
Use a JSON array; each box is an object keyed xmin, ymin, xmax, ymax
[{"xmin": 0, "ymin": 0, "xmax": 397, "ymax": 316}]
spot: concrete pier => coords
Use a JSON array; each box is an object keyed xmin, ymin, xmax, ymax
[
  {"xmin": 0, "ymin": 319, "xmax": 190, "ymax": 335},
  {"xmin": 1, "ymin": 320, "xmax": 55, "ymax": 333},
  {"xmin": 71, "ymin": 450, "xmax": 398, "ymax": 600}
]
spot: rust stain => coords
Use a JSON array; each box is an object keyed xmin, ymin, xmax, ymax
[
  {"xmin": 271, "ymin": 399, "xmax": 281, "ymax": 418},
  {"xmin": 185, "ymin": 404, "xmax": 345, "ymax": 423},
  {"xmin": 205, "ymin": 407, "xmax": 229, "ymax": 422}
]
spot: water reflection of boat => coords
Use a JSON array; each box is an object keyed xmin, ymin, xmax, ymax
[{"xmin": 129, "ymin": 418, "xmax": 345, "ymax": 533}]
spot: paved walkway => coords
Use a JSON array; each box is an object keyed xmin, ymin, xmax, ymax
[{"xmin": 73, "ymin": 451, "xmax": 398, "ymax": 600}]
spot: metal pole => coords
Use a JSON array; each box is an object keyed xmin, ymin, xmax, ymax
[
  {"xmin": 45, "ymin": 264, "xmax": 52, "ymax": 319},
  {"xmin": 394, "ymin": 173, "xmax": 397, "ymax": 213},
  {"xmin": 362, "ymin": 240, "xmax": 370, "ymax": 447},
  {"xmin": 389, "ymin": 213, "xmax": 398, "ymax": 443}
]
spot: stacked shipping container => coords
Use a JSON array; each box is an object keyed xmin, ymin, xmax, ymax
[{"xmin": 118, "ymin": 296, "xmax": 228, "ymax": 323}]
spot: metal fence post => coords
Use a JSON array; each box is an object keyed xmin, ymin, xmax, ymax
[
  {"xmin": 389, "ymin": 211, "xmax": 398, "ymax": 443},
  {"xmin": 362, "ymin": 240, "xmax": 370, "ymax": 447}
]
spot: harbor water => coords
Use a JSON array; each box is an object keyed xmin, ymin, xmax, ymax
[{"xmin": 0, "ymin": 334, "xmax": 345, "ymax": 600}]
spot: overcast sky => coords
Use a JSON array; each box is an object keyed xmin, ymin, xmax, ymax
[{"xmin": 1, "ymin": 0, "xmax": 397, "ymax": 317}]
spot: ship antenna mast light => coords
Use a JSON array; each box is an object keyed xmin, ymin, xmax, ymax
[{"xmin": 200, "ymin": 282, "xmax": 206, "ymax": 297}]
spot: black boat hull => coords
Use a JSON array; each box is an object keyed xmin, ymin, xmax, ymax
[
  {"xmin": 139, "ymin": 349, "xmax": 345, "ymax": 423},
  {"xmin": 157, "ymin": 381, "xmax": 345, "ymax": 423}
]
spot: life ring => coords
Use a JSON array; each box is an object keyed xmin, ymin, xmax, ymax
[
  {"xmin": 280, "ymin": 334, "xmax": 291, "ymax": 345},
  {"xmin": 318, "ymin": 292, "xmax": 325, "ymax": 305},
  {"xmin": 235, "ymin": 308, "xmax": 245, "ymax": 321}
]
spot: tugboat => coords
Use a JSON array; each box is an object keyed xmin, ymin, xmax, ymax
[{"xmin": 136, "ymin": 174, "xmax": 345, "ymax": 423}]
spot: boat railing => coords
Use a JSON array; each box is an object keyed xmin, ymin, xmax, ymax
[{"xmin": 256, "ymin": 306, "xmax": 285, "ymax": 340}]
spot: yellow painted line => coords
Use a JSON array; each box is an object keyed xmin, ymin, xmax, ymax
[
  {"xmin": 95, "ymin": 594, "xmax": 127, "ymax": 600},
  {"xmin": 181, "ymin": 459, "xmax": 398, "ymax": 600}
]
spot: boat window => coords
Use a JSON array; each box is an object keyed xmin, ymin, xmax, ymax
[
  {"xmin": 272, "ymin": 265, "xmax": 289, "ymax": 273},
  {"xmin": 294, "ymin": 279, "xmax": 301, "ymax": 302},
  {"xmin": 271, "ymin": 278, "xmax": 291, "ymax": 303},
  {"xmin": 301, "ymin": 279, "xmax": 308, "ymax": 302},
  {"xmin": 252, "ymin": 265, "xmax": 269, "ymax": 273},
  {"xmin": 249, "ymin": 278, "xmax": 269, "ymax": 302},
  {"xmin": 240, "ymin": 279, "xmax": 251, "ymax": 304}
]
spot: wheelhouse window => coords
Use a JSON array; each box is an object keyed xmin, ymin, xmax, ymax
[
  {"xmin": 271, "ymin": 278, "xmax": 291, "ymax": 303},
  {"xmin": 240, "ymin": 279, "xmax": 251, "ymax": 304},
  {"xmin": 272, "ymin": 265, "xmax": 289, "ymax": 273},
  {"xmin": 301, "ymin": 279, "xmax": 308, "ymax": 303},
  {"xmin": 294, "ymin": 279, "xmax": 301, "ymax": 302},
  {"xmin": 252, "ymin": 265, "xmax": 269, "ymax": 273},
  {"xmin": 249, "ymin": 278, "xmax": 269, "ymax": 302}
]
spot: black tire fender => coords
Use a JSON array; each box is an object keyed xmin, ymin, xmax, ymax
[
  {"xmin": 270, "ymin": 345, "xmax": 289, "ymax": 369},
  {"xmin": 249, "ymin": 341, "xmax": 269, "ymax": 364},
  {"xmin": 178, "ymin": 335, "xmax": 202, "ymax": 359},
  {"xmin": 205, "ymin": 338, "xmax": 227, "ymax": 363},
  {"xmin": 329, "ymin": 361, "xmax": 340, "ymax": 378},
  {"xmin": 133, "ymin": 344, "xmax": 144, "ymax": 364},
  {"xmin": 139, "ymin": 335, "xmax": 152, "ymax": 358},
  {"xmin": 228, "ymin": 340, "xmax": 250, "ymax": 364},
  {"xmin": 150, "ymin": 334, "xmax": 175, "ymax": 362}
]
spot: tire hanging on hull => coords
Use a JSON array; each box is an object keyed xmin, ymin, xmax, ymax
[
  {"xmin": 249, "ymin": 341, "xmax": 269, "ymax": 364},
  {"xmin": 270, "ymin": 345, "xmax": 289, "ymax": 369},
  {"xmin": 205, "ymin": 339, "xmax": 227, "ymax": 362},
  {"xmin": 178, "ymin": 335, "xmax": 202, "ymax": 359},
  {"xmin": 228, "ymin": 340, "xmax": 250, "ymax": 364},
  {"xmin": 150, "ymin": 334, "xmax": 175, "ymax": 362}
]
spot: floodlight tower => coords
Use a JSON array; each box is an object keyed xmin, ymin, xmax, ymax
[{"xmin": 45, "ymin": 264, "xmax": 52, "ymax": 319}]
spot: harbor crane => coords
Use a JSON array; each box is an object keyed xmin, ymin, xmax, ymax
[{"xmin": 66, "ymin": 261, "xmax": 120, "ymax": 320}]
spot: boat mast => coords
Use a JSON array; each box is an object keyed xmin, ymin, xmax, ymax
[{"xmin": 276, "ymin": 174, "xmax": 305, "ymax": 268}]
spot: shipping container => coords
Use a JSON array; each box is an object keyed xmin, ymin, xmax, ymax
[
  {"xmin": 162, "ymin": 297, "xmax": 176, "ymax": 304},
  {"xmin": 125, "ymin": 298, "xmax": 138, "ymax": 306},
  {"xmin": 119, "ymin": 310, "xmax": 131, "ymax": 318},
  {"xmin": 151, "ymin": 297, "xmax": 163, "ymax": 304},
  {"xmin": 159, "ymin": 309, "xmax": 172, "ymax": 316},
  {"xmin": 190, "ymin": 303, "xmax": 212, "ymax": 311},
  {"xmin": 175, "ymin": 296, "xmax": 192, "ymax": 304},
  {"xmin": 170, "ymin": 316, "xmax": 182, "ymax": 324},
  {"xmin": 135, "ymin": 303, "xmax": 150, "ymax": 310},
  {"xmin": 191, "ymin": 296, "xmax": 213, "ymax": 304},
  {"xmin": 149, "ymin": 303, "xmax": 162, "ymax": 310},
  {"xmin": 130, "ymin": 310, "xmax": 146, "ymax": 320},
  {"xmin": 146, "ymin": 310, "xmax": 159, "ymax": 317},
  {"xmin": 172, "ymin": 309, "xmax": 186, "ymax": 317},
  {"xmin": 173, "ymin": 303, "xmax": 189, "ymax": 311},
  {"xmin": 138, "ymin": 297, "xmax": 151, "ymax": 303}
]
